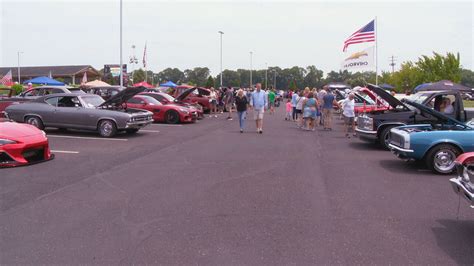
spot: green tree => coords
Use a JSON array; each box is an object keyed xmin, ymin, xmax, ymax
[
  {"xmin": 184, "ymin": 67, "xmax": 210, "ymax": 86},
  {"xmin": 416, "ymin": 52, "xmax": 461, "ymax": 83},
  {"xmin": 132, "ymin": 68, "xmax": 146, "ymax": 83},
  {"xmin": 461, "ymin": 68, "xmax": 474, "ymax": 87},
  {"xmin": 205, "ymin": 76, "xmax": 215, "ymax": 88},
  {"xmin": 156, "ymin": 68, "xmax": 185, "ymax": 84},
  {"xmin": 303, "ymin": 65, "xmax": 324, "ymax": 88}
]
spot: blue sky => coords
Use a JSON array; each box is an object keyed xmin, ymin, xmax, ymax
[{"xmin": 0, "ymin": 0, "xmax": 472, "ymax": 75}]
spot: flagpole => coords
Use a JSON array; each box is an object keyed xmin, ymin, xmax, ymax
[
  {"xmin": 375, "ymin": 16, "xmax": 378, "ymax": 85},
  {"xmin": 119, "ymin": 0, "xmax": 123, "ymax": 88}
]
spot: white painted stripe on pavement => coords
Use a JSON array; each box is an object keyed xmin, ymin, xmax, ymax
[
  {"xmin": 47, "ymin": 135, "xmax": 128, "ymax": 141},
  {"xmin": 140, "ymin": 130, "xmax": 160, "ymax": 133},
  {"xmin": 51, "ymin": 150, "xmax": 80, "ymax": 154},
  {"xmin": 149, "ymin": 124, "xmax": 183, "ymax": 127}
]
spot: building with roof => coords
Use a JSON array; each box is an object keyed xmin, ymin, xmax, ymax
[{"xmin": 0, "ymin": 65, "xmax": 101, "ymax": 85}]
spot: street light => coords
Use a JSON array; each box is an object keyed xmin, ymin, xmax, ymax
[
  {"xmin": 218, "ymin": 31, "xmax": 224, "ymax": 88},
  {"xmin": 17, "ymin": 51, "xmax": 23, "ymax": 83},
  {"xmin": 249, "ymin": 51, "xmax": 253, "ymax": 88},
  {"xmin": 265, "ymin": 62, "xmax": 268, "ymax": 89},
  {"xmin": 119, "ymin": 0, "xmax": 123, "ymax": 87}
]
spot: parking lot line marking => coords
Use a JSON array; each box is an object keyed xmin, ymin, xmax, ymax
[
  {"xmin": 51, "ymin": 150, "xmax": 80, "ymax": 154},
  {"xmin": 140, "ymin": 130, "xmax": 160, "ymax": 133},
  {"xmin": 149, "ymin": 124, "xmax": 183, "ymax": 127},
  {"xmin": 47, "ymin": 135, "xmax": 128, "ymax": 141}
]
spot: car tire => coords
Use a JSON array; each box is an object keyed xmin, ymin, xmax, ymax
[
  {"xmin": 379, "ymin": 126, "xmax": 395, "ymax": 150},
  {"xmin": 126, "ymin": 128, "xmax": 139, "ymax": 134},
  {"xmin": 98, "ymin": 120, "xmax": 117, "ymax": 138},
  {"xmin": 425, "ymin": 144, "xmax": 461, "ymax": 174},
  {"xmin": 165, "ymin": 110, "xmax": 180, "ymax": 124},
  {"xmin": 25, "ymin": 116, "xmax": 44, "ymax": 130}
]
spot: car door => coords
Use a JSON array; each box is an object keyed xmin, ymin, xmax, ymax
[
  {"xmin": 55, "ymin": 96, "xmax": 87, "ymax": 129},
  {"xmin": 42, "ymin": 96, "xmax": 61, "ymax": 126}
]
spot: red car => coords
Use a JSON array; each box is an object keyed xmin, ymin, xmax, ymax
[
  {"xmin": 126, "ymin": 95, "xmax": 197, "ymax": 124},
  {"xmin": 168, "ymin": 86, "xmax": 211, "ymax": 112},
  {"xmin": 354, "ymin": 87, "xmax": 390, "ymax": 110},
  {"xmin": 140, "ymin": 91, "xmax": 204, "ymax": 119},
  {"xmin": 0, "ymin": 121, "xmax": 53, "ymax": 167},
  {"xmin": 450, "ymin": 152, "xmax": 474, "ymax": 208}
]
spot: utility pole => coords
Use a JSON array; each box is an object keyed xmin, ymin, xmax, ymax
[
  {"xmin": 389, "ymin": 55, "xmax": 397, "ymax": 73},
  {"xmin": 119, "ymin": 0, "xmax": 123, "ymax": 88},
  {"xmin": 249, "ymin": 51, "xmax": 253, "ymax": 88},
  {"xmin": 265, "ymin": 63, "xmax": 268, "ymax": 89},
  {"xmin": 218, "ymin": 31, "xmax": 224, "ymax": 88},
  {"xmin": 17, "ymin": 51, "xmax": 23, "ymax": 83}
]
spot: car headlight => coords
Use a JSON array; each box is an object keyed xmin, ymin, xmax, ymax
[
  {"xmin": 41, "ymin": 130, "xmax": 47, "ymax": 137},
  {"xmin": 0, "ymin": 139, "xmax": 17, "ymax": 146},
  {"xmin": 179, "ymin": 108, "xmax": 189, "ymax": 114}
]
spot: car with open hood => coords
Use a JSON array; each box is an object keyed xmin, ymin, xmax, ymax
[
  {"xmin": 82, "ymin": 86, "xmax": 125, "ymax": 101},
  {"xmin": 450, "ymin": 152, "xmax": 474, "ymax": 208},
  {"xmin": 5, "ymin": 87, "xmax": 153, "ymax": 137},
  {"xmin": 168, "ymin": 86, "xmax": 211, "ymax": 112},
  {"xmin": 333, "ymin": 89, "xmax": 387, "ymax": 115},
  {"xmin": 0, "ymin": 121, "xmax": 53, "ymax": 167},
  {"xmin": 126, "ymin": 95, "xmax": 197, "ymax": 124},
  {"xmin": 140, "ymin": 91, "xmax": 204, "ymax": 119},
  {"xmin": 356, "ymin": 84, "xmax": 474, "ymax": 149},
  {"xmin": 388, "ymin": 101, "xmax": 474, "ymax": 174}
]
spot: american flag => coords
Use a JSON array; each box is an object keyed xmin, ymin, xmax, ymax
[
  {"xmin": 343, "ymin": 20, "xmax": 375, "ymax": 52},
  {"xmin": 0, "ymin": 70, "xmax": 13, "ymax": 86}
]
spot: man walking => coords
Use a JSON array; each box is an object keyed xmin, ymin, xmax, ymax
[
  {"xmin": 250, "ymin": 83, "xmax": 267, "ymax": 134},
  {"xmin": 321, "ymin": 90, "xmax": 337, "ymax": 130},
  {"xmin": 291, "ymin": 90, "xmax": 299, "ymax": 121}
]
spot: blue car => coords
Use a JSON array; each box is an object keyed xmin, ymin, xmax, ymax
[{"xmin": 388, "ymin": 100, "xmax": 474, "ymax": 174}]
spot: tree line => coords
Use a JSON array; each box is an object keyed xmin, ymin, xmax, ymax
[{"xmin": 123, "ymin": 52, "xmax": 474, "ymax": 92}]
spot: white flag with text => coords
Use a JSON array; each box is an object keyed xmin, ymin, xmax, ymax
[{"xmin": 341, "ymin": 46, "xmax": 374, "ymax": 71}]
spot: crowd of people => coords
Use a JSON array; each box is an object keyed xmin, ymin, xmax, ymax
[{"xmin": 208, "ymin": 84, "xmax": 357, "ymax": 138}]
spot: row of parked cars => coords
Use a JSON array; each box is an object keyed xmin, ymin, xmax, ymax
[
  {"xmin": 0, "ymin": 84, "xmax": 212, "ymax": 168},
  {"xmin": 339, "ymin": 84, "xmax": 473, "ymax": 208}
]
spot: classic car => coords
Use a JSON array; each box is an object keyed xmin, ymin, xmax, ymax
[
  {"xmin": 0, "ymin": 86, "xmax": 84, "ymax": 114},
  {"xmin": 0, "ymin": 121, "xmax": 53, "ymax": 167},
  {"xmin": 168, "ymin": 86, "xmax": 211, "ymax": 112},
  {"xmin": 356, "ymin": 84, "xmax": 474, "ymax": 149},
  {"xmin": 333, "ymin": 89, "xmax": 387, "ymax": 115},
  {"xmin": 126, "ymin": 95, "xmax": 197, "ymax": 124},
  {"xmin": 449, "ymin": 152, "xmax": 474, "ymax": 208},
  {"xmin": 388, "ymin": 101, "xmax": 474, "ymax": 174},
  {"xmin": 5, "ymin": 87, "xmax": 153, "ymax": 137},
  {"xmin": 82, "ymin": 86, "xmax": 125, "ymax": 100},
  {"xmin": 140, "ymin": 91, "xmax": 204, "ymax": 119}
]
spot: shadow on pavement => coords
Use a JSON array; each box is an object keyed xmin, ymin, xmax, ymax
[
  {"xmin": 378, "ymin": 159, "xmax": 434, "ymax": 176},
  {"xmin": 45, "ymin": 128, "xmax": 146, "ymax": 139},
  {"xmin": 348, "ymin": 141, "xmax": 382, "ymax": 151},
  {"xmin": 432, "ymin": 219, "xmax": 474, "ymax": 265}
]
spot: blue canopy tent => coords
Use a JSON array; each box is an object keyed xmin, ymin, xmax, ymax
[
  {"xmin": 23, "ymin": 76, "xmax": 65, "ymax": 86},
  {"xmin": 380, "ymin": 83, "xmax": 394, "ymax": 90},
  {"xmin": 413, "ymin": 83, "xmax": 432, "ymax": 92},
  {"xmin": 160, "ymin": 81, "xmax": 177, "ymax": 87}
]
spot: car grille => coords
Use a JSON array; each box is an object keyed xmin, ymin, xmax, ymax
[
  {"xmin": 22, "ymin": 148, "xmax": 45, "ymax": 163},
  {"xmin": 357, "ymin": 116, "xmax": 371, "ymax": 130},
  {"xmin": 0, "ymin": 152, "xmax": 15, "ymax": 164},
  {"xmin": 389, "ymin": 131, "xmax": 404, "ymax": 147},
  {"xmin": 131, "ymin": 116, "xmax": 150, "ymax": 122}
]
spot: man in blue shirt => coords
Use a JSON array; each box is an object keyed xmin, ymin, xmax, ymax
[
  {"xmin": 291, "ymin": 91, "xmax": 299, "ymax": 121},
  {"xmin": 322, "ymin": 90, "xmax": 337, "ymax": 130},
  {"xmin": 250, "ymin": 83, "xmax": 267, "ymax": 134}
]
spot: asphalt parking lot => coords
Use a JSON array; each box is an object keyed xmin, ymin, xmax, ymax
[{"xmin": 1, "ymin": 106, "xmax": 473, "ymax": 265}]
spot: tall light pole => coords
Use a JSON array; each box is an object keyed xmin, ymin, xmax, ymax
[
  {"xmin": 119, "ymin": 0, "xmax": 123, "ymax": 87},
  {"xmin": 249, "ymin": 51, "xmax": 253, "ymax": 88},
  {"xmin": 17, "ymin": 51, "xmax": 23, "ymax": 83},
  {"xmin": 218, "ymin": 31, "xmax": 224, "ymax": 88},
  {"xmin": 265, "ymin": 62, "xmax": 268, "ymax": 89}
]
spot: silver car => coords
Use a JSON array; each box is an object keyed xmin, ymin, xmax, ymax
[{"xmin": 5, "ymin": 87, "xmax": 153, "ymax": 137}]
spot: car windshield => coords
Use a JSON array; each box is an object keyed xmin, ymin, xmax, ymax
[
  {"xmin": 141, "ymin": 95, "xmax": 162, "ymax": 105},
  {"xmin": 407, "ymin": 93, "xmax": 430, "ymax": 104},
  {"xmin": 160, "ymin": 93, "xmax": 176, "ymax": 101},
  {"xmin": 357, "ymin": 91, "xmax": 376, "ymax": 104},
  {"xmin": 81, "ymin": 95, "xmax": 105, "ymax": 108}
]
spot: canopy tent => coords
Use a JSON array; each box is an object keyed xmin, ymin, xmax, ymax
[
  {"xmin": 23, "ymin": 76, "xmax": 64, "ymax": 86},
  {"xmin": 380, "ymin": 83, "xmax": 394, "ymax": 90},
  {"xmin": 133, "ymin": 81, "xmax": 154, "ymax": 88},
  {"xmin": 414, "ymin": 80, "xmax": 470, "ymax": 92},
  {"xmin": 160, "ymin": 81, "xmax": 177, "ymax": 87},
  {"xmin": 83, "ymin": 79, "xmax": 111, "ymax": 87}
]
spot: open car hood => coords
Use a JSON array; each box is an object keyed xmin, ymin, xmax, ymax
[
  {"xmin": 366, "ymin": 84, "xmax": 407, "ymax": 109},
  {"xmin": 175, "ymin": 87, "xmax": 210, "ymax": 101},
  {"xmin": 403, "ymin": 99, "xmax": 472, "ymax": 128},
  {"xmin": 99, "ymin": 86, "xmax": 146, "ymax": 107}
]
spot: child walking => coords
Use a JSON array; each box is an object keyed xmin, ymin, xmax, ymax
[{"xmin": 285, "ymin": 99, "xmax": 292, "ymax": 120}]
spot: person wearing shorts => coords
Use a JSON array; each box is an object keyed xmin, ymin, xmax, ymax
[
  {"xmin": 267, "ymin": 89, "xmax": 276, "ymax": 114},
  {"xmin": 250, "ymin": 83, "xmax": 267, "ymax": 134},
  {"xmin": 340, "ymin": 93, "xmax": 356, "ymax": 138},
  {"xmin": 322, "ymin": 91, "xmax": 337, "ymax": 130},
  {"xmin": 209, "ymin": 88, "xmax": 218, "ymax": 117},
  {"xmin": 302, "ymin": 93, "xmax": 317, "ymax": 131}
]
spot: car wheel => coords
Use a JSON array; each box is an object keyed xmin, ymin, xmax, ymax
[
  {"xmin": 98, "ymin": 120, "xmax": 117, "ymax": 137},
  {"xmin": 165, "ymin": 110, "xmax": 180, "ymax": 124},
  {"xmin": 379, "ymin": 126, "xmax": 395, "ymax": 150},
  {"xmin": 126, "ymin": 128, "xmax": 139, "ymax": 134},
  {"xmin": 25, "ymin": 116, "xmax": 44, "ymax": 130},
  {"xmin": 425, "ymin": 144, "xmax": 461, "ymax": 174}
]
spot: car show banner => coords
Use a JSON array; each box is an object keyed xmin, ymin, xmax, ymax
[{"xmin": 341, "ymin": 46, "xmax": 375, "ymax": 71}]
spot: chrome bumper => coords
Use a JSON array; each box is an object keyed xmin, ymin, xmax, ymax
[
  {"xmin": 449, "ymin": 177, "xmax": 474, "ymax": 208},
  {"xmin": 355, "ymin": 128, "xmax": 378, "ymax": 141}
]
